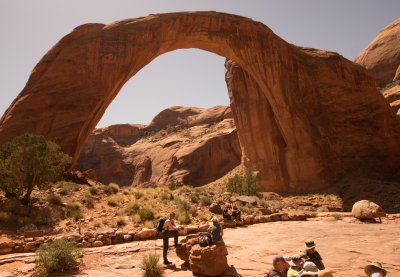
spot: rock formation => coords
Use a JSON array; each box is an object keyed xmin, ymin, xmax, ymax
[
  {"xmin": 355, "ymin": 18, "xmax": 400, "ymax": 87},
  {"xmin": 352, "ymin": 200, "xmax": 386, "ymax": 220},
  {"xmin": 382, "ymin": 84, "xmax": 400, "ymax": 116},
  {"xmin": 1, "ymin": 12, "xmax": 399, "ymax": 193},
  {"xmin": 76, "ymin": 106, "xmax": 241, "ymax": 186}
]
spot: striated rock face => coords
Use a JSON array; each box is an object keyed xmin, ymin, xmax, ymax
[
  {"xmin": 76, "ymin": 106, "xmax": 241, "ymax": 186},
  {"xmin": 1, "ymin": 12, "xmax": 399, "ymax": 193},
  {"xmin": 382, "ymin": 84, "xmax": 400, "ymax": 116},
  {"xmin": 355, "ymin": 18, "xmax": 400, "ymax": 87}
]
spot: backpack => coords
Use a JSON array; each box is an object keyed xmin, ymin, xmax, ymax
[
  {"xmin": 199, "ymin": 233, "xmax": 211, "ymax": 247},
  {"xmin": 156, "ymin": 217, "xmax": 167, "ymax": 233}
]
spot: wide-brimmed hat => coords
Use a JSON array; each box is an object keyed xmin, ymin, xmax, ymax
[
  {"xmin": 305, "ymin": 240, "xmax": 316, "ymax": 250},
  {"xmin": 364, "ymin": 262, "xmax": 387, "ymax": 276},
  {"xmin": 297, "ymin": 261, "xmax": 319, "ymax": 276},
  {"xmin": 288, "ymin": 254, "xmax": 304, "ymax": 267}
]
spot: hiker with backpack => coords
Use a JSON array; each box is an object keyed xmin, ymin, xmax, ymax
[
  {"xmin": 157, "ymin": 212, "xmax": 182, "ymax": 265},
  {"xmin": 208, "ymin": 216, "xmax": 223, "ymax": 244}
]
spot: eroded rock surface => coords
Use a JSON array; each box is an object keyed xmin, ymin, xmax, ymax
[
  {"xmin": 355, "ymin": 18, "xmax": 400, "ymax": 87},
  {"xmin": 76, "ymin": 106, "xmax": 241, "ymax": 186},
  {"xmin": 1, "ymin": 12, "xmax": 399, "ymax": 192}
]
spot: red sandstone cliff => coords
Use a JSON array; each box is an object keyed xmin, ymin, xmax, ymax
[
  {"xmin": 75, "ymin": 106, "xmax": 241, "ymax": 186},
  {"xmin": 355, "ymin": 18, "xmax": 400, "ymax": 87}
]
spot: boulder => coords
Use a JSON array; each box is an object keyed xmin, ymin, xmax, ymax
[
  {"xmin": 176, "ymin": 234, "xmax": 228, "ymax": 276},
  {"xmin": 135, "ymin": 228, "xmax": 157, "ymax": 240},
  {"xmin": 209, "ymin": 203, "xmax": 223, "ymax": 214},
  {"xmin": 189, "ymin": 243, "xmax": 229, "ymax": 276},
  {"xmin": 352, "ymin": 200, "xmax": 386, "ymax": 219},
  {"xmin": 234, "ymin": 195, "xmax": 257, "ymax": 206}
]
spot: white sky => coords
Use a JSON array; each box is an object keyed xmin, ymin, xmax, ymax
[{"xmin": 1, "ymin": 0, "xmax": 399, "ymax": 127}]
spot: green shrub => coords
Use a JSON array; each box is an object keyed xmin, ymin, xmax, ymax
[
  {"xmin": 47, "ymin": 193, "xmax": 63, "ymax": 206},
  {"xmin": 0, "ymin": 133, "xmax": 71, "ymax": 205},
  {"xmin": 226, "ymin": 167, "xmax": 259, "ymax": 196},
  {"xmin": 65, "ymin": 202, "xmax": 83, "ymax": 221},
  {"xmin": 332, "ymin": 213, "xmax": 342, "ymax": 220},
  {"xmin": 58, "ymin": 181, "xmax": 80, "ymax": 195},
  {"xmin": 138, "ymin": 208, "xmax": 155, "ymax": 222},
  {"xmin": 89, "ymin": 186, "xmax": 98, "ymax": 195},
  {"xmin": 124, "ymin": 202, "xmax": 140, "ymax": 215},
  {"xmin": 200, "ymin": 195, "xmax": 212, "ymax": 206},
  {"xmin": 107, "ymin": 195, "xmax": 123, "ymax": 207},
  {"xmin": 140, "ymin": 254, "xmax": 164, "ymax": 277},
  {"xmin": 175, "ymin": 197, "xmax": 191, "ymax": 212},
  {"xmin": 167, "ymin": 179, "xmax": 183, "ymax": 191},
  {"xmin": 189, "ymin": 193, "xmax": 199, "ymax": 204},
  {"xmin": 133, "ymin": 191, "xmax": 144, "ymax": 199},
  {"xmin": 109, "ymin": 183, "xmax": 120, "ymax": 193},
  {"xmin": 177, "ymin": 210, "xmax": 191, "ymax": 224},
  {"xmin": 116, "ymin": 216, "xmax": 127, "ymax": 227},
  {"xmin": 159, "ymin": 191, "xmax": 172, "ymax": 201},
  {"xmin": 83, "ymin": 194, "xmax": 94, "ymax": 208},
  {"xmin": 35, "ymin": 239, "xmax": 81, "ymax": 277}
]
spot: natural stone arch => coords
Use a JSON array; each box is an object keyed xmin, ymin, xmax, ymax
[{"xmin": 0, "ymin": 12, "xmax": 399, "ymax": 193}]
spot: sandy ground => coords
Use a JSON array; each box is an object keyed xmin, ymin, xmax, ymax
[{"xmin": 1, "ymin": 219, "xmax": 399, "ymax": 276}]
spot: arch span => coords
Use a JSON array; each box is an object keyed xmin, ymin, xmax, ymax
[{"xmin": 0, "ymin": 12, "xmax": 399, "ymax": 192}]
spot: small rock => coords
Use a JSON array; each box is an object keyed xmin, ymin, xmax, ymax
[
  {"xmin": 93, "ymin": 241, "xmax": 103, "ymax": 247},
  {"xmin": 123, "ymin": 234, "xmax": 132, "ymax": 242}
]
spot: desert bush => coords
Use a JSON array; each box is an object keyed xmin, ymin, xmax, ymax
[
  {"xmin": 83, "ymin": 194, "xmax": 94, "ymax": 208},
  {"xmin": 332, "ymin": 213, "xmax": 342, "ymax": 220},
  {"xmin": 65, "ymin": 202, "xmax": 83, "ymax": 221},
  {"xmin": 35, "ymin": 239, "xmax": 80, "ymax": 277},
  {"xmin": 124, "ymin": 202, "xmax": 140, "ymax": 215},
  {"xmin": 177, "ymin": 210, "xmax": 191, "ymax": 224},
  {"xmin": 140, "ymin": 254, "xmax": 164, "ymax": 277},
  {"xmin": 138, "ymin": 208, "xmax": 155, "ymax": 222},
  {"xmin": 89, "ymin": 186, "xmax": 98, "ymax": 195},
  {"xmin": 167, "ymin": 179, "xmax": 183, "ymax": 191},
  {"xmin": 200, "ymin": 195, "xmax": 212, "ymax": 206},
  {"xmin": 115, "ymin": 216, "xmax": 127, "ymax": 227},
  {"xmin": 58, "ymin": 181, "xmax": 80, "ymax": 195},
  {"xmin": 0, "ymin": 133, "xmax": 71, "ymax": 205},
  {"xmin": 159, "ymin": 191, "xmax": 172, "ymax": 201},
  {"xmin": 109, "ymin": 183, "xmax": 120, "ymax": 193},
  {"xmin": 175, "ymin": 197, "xmax": 191, "ymax": 212},
  {"xmin": 47, "ymin": 193, "xmax": 63, "ymax": 206},
  {"xmin": 189, "ymin": 193, "xmax": 199, "ymax": 204},
  {"xmin": 133, "ymin": 190, "xmax": 144, "ymax": 199},
  {"xmin": 226, "ymin": 167, "xmax": 259, "ymax": 196},
  {"xmin": 107, "ymin": 195, "xmax": 123, "ymax": 207}
]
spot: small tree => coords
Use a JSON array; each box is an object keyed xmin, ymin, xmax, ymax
[
  {"xmin": 226, "ymin": 167, "xmax": 260, "ymax": 196},
  {"xmin": 0, "ymin": 133, "xmax": 71, "ymax": 205}
]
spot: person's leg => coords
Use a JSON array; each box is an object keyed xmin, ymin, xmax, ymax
[
  {"xmin": 172, "ymin": 229, "xmax": 179, "ymax": 246},
  {"xmin": 162, "ymin": 237, "xmax": 169, "ymax": 263}
]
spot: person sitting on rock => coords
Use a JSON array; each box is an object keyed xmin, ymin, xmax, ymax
[
  {"xmin": 208, "ymin": 216, "xmax": 223, "ymax": 244},
  {"xmin": 304, "ymin": 240, "xmax": 325, "ymax": 270},
  {"xmin": 265, "ymin": 255, "xmax": 290, "ymax": 277},
  {"xmin": 364, "ymin": 262, "xmax": 387, "ymax": 277},
  {"xmin": 287, "ymin": 254, "xmax": 304, "ymax": 277},
  {"xmin": 160, "ymin": 212, "xmax": 182, "ymax": 265},
  {"xmin": 231, "ymin": 205, "xmax": 241, "ymax": 220},
  {"xmin": 222, "ymin": 205, "xmax": 232, "ymax": 221}
]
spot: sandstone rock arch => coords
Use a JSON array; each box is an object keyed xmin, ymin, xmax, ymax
[{"xmin": 0, "ymin": 12, "xmax": 399, "ymax": 192}]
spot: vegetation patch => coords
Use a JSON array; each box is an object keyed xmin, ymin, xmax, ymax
[{"xmin": 140, "ymin": 254, "xmax": 164, "ymax": 277}]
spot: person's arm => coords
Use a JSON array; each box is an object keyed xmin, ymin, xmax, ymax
[{"xmin": 163, "ymin": 220, "xmax": 173, "ymax": 231}]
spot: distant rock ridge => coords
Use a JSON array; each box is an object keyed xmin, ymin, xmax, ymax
[
  {"xmin": 355, "ymin": 18, "xmax": 400, "ymax": 87},
  {"xmin": 75, "ymin": 106, "xmax": 241, "ymax": 186}
]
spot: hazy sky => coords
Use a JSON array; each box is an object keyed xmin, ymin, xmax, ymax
[{"xmin": 1, "ymin": 1, "xmax": 399, "ymax": 127}]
